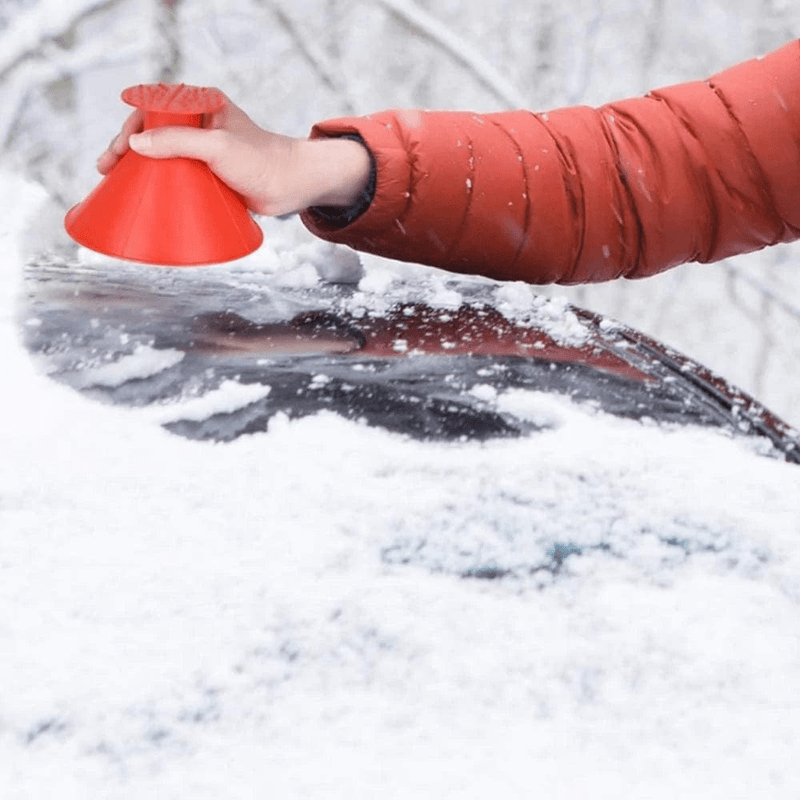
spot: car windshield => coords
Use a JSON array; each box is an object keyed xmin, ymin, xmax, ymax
[{"xmin": 22, "ymin": 260, "xmax": 800, "ymax": 462}]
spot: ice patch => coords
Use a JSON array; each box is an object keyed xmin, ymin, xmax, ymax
[
  {"xmin": 73, "ymin": 345, "xmax": 184, "ymax": 388},
  {"xmin": 146, "ymin": 379, "xmax": 272, "ymax": 423}
]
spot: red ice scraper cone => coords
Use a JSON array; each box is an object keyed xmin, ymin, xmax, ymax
[{"xmin": 64, "ymin": 83, "xmax": 263, "ymax": 266}]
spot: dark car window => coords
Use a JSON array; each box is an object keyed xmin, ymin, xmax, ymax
[{"xmin": 22, "ymin": 261, "xmax": 800, "ymax": 463}]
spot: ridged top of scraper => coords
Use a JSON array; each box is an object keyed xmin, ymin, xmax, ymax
[{"xmin": 121, "ymin": 84, "xmax": 226, "ymax": 114}]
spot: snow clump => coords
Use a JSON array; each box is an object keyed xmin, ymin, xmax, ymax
[{"xmin": 494, "ymin": 282, "xmax": 589, "ymax": 345}]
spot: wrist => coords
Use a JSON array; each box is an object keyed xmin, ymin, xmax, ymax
[{"xmin": 299, "ymin": 137, "xmax": 372, "ymax": 209}]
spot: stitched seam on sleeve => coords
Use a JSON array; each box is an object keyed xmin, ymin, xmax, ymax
[
  {"xmin": 485, "ymin": 117, "xmax": 530, "ymax": 276},
  {"xmin": 381, "ymin": 120, "xmax": 418, "ymax": 236},
  {"xmin": 437, "ymin": 133, "xmax": 475, "ymax": 264},
  {"xmin": 526, "ymin": 112, "xmax": 585, "ymax": 283},
  {"xmin": 647, "ymin": 90, "xmax": 720, "ymax": 262},
  {"xmin": 600, "ymin": 105, "xmax": 648, "ymax": 277},
  {"xmin": 706, "ymin": 79, "xmax": 786, "ymax": 246}
]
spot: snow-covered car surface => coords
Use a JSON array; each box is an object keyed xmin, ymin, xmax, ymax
[
  {"xmin": 21, "ymin": 259, "xmax": 800, "ymax": 462},
  {"xmin": 3, "ymin": 187, "xmax": 800, "ymax": 798}
]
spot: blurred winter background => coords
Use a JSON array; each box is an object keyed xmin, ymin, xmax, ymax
[
  {"xmin": 2, "ymin": 0, "xmax": 800, "ymax": 424},
  {"xmin": 3, "ymin": 3, "xmax": 800, "ymax": 799}
]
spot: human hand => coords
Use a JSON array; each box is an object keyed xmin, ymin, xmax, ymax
[{"xmin": 96, "ymin": 92, "xmax": 372, "ymax": 217}]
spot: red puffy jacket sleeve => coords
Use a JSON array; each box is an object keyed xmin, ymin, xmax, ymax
[{"xmin": 301, "ymin": 40, "xmax": 800, "ymax": 284}]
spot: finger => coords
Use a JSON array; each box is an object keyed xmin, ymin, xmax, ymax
[
  {"xmin": 118, "ymin": 108, "xmax": 145, "ymax": 145},
  {"xmin": 97, "ymin": 109, "xmax": 144, "ymax": 174},
  {"xmin": 97, "ymin": 146, "xmax": 122, "ymax": 175},
  {"xmin": 129, "ymin": 126, "xmax": 227, "ymax": 165}
]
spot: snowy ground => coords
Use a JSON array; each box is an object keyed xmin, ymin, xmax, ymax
[{"xmin": 2, "ymin": 172, "xmax": 800, "ymax": 799}]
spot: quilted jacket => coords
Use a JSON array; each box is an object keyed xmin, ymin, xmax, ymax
[{"xmin": 301, "ymin": 39, "xmax": 800, "ymax": 284}]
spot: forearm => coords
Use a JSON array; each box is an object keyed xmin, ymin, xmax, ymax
[{"xmin": 302, "ymin": 40, "xmax": 800, "ymax": 284}]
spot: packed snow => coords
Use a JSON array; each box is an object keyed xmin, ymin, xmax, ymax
[
  {"xmin": 4, "ymin": 0, "xmax": 800, "ymax": 795},
  {"xmin": 145, "ymin": 380, "xmax": 273, "ymax": 425},
  {"xmin": 2, "ymin": 166, "xmax": 800, "ymax": 800},
  {"xmin": 72, "ymin": 344, "xmax": 185, "ymax": 389}
]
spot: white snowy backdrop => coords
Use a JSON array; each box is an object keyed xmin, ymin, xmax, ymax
[{"xmin": 2, "ymin": 2, "xmax": 800, "ymax": 799}]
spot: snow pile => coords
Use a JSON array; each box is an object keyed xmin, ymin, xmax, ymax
[
  {"xmin": 210, "ymin": 238, "xmax": 364, "ymax": 287},
  {"xmin": 146, "ymin": 379, "xmax": 273, "ymax": 424},
  {"xmin": 301, "ymin": 241, "xmax": 364, "ymax": 284},
  {"xmin": 73, "ymin": 344, "xmax": 185, "ymax": 389},
  {"xmin": 2, "ymin": 171, "xmax": 800, "ymax": 799},
  {"xmin": 425, "ymin": 276, "xmax": 464, "ymax": 309},
  {"xmin": 495, "ymin": 386, "xmax": 580, "ymax": 428},
  {"xmin": 494, "ymin": 282, "xmax": 589, "ymax": 345}
]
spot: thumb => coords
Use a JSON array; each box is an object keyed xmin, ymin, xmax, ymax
[{"xmin": 129, "ymin": 127, "xmax": 222, "ymax": 163}]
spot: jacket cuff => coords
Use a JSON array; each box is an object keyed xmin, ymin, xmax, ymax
[
  {"xmin": 300, "ymin": 115, "xmax": 413, "ymax": 240},
  {"xmin": 308, "ymin": 134, "xmax": 376, "ymax": 227}
]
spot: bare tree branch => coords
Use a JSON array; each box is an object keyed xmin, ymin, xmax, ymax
[
  {"xmin": 154, "ymin": 0, "xmax": 183, "ymax": 83},
  {"xmin": 725, "ymin": 262, "xmax": 800, "ymax": 324},
  {"xmin": 563, "ymin": 0, "xmax": 604, "ymax": 104},
  {"xmin": 0, "ymin": 0, "xmax": 126, "ymax": 83},
  {"xmin": 252, "ymin": 0, "xmax": 356, "ymax": 114},
  {"xmin": 376, "ymin": 0, "xmax": 527, "ymax": 109},
  {"xmin": 1, "ymin": 35, "xmax": 145, "ymax": 152}
]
